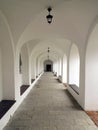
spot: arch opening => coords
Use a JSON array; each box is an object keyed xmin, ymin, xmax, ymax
[
  {"xmin": 69, "ymin": 44, "xmax": 80, "ymax": 87},
  {"xmin": 19, "ymin": 44, "xmax": 30, "ymax": 95},
  {"xmin": 44, "ymin": 60, "xmax": 53, "ymax": 72},
  {"xmin": 85, "ymin": 23, "xmax": 98, "ymax": 110}
]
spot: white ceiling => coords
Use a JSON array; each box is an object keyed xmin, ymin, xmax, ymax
[{"xmin": 0, "ymin": 0, "xmax": 98, "ymax": 58}]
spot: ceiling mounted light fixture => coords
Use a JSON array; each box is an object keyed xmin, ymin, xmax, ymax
[
  {"xmin": 46, "ymin": 7, "xmax": 53, "ymax": 24},
  {"xmin": 47, "ymin": 47, "xmax": 50, "ymax": 60}
]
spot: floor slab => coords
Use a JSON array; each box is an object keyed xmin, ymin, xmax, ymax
[{"xmin": 3, "ymin": 73, "xmax": 98, "ymax": 130}]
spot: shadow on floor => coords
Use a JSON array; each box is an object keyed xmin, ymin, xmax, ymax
[
  {"xmin": 63, "ymin": 89, "xmax": 82, "ymax": 111},
  {"xmin": 56, "ymin": 78, "xmax": 62, "ymax": 83}
]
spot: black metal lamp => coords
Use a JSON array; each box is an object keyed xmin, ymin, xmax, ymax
[{"xmin": 46, "ymin": 7, "xmax": 53, "ymax": 24}]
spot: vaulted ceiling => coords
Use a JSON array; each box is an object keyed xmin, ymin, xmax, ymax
[{"xmin": 0, "ymin": 0, "xmax": 98, "ymax": 57}]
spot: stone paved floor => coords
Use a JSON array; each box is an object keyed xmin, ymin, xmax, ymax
[{"xmin": 4, "ymin": 73, "xmax": 98, "ymax": 130}]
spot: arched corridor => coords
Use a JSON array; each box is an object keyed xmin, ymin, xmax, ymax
[
  {"xmin": 0, "ymin": 0, "xmax": 98, "ymax": 129},
  {"xmin": 4, "ymin": 73, "xmax": 97, "ymax": 130}
]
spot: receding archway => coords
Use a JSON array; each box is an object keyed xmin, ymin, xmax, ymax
[{"xmin": 44, "ymin": 60, "xmax": 53, "ymax": 72}]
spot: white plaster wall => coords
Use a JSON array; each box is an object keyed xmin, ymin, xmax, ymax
[
  {"xmin": 85, "ymin": 23, "xmax": 98, "ymax": 110},
  {"xmin": 2, "ymin": 45, "xmax": 15, "ymax": 100},
  {"xmin": 19, "ymin": 74, "xmax": 22, "ymax": 86},
  {"xmin": 38, "ymin": 60, "xmax": 40, "ymax": 74},
  {"xmin": 39, "ymin": 60, "xmax": 43, "ymax": 74},
  {"xmin": 53, "ymin": 63, "xmax": 55, "ymax": 72},
  {"xmin": 53, "ymin": 63, "xmax": 56, "ymax": 73},
  {"xmin": 15, "ymin": 53, "xmax": 22, "ymax": 100},
  {"xmin": 58, "ymin": 59, "xmax": 62, "ymax": 76},
  {"xmin": 69, "ymin": 44, "xmax": 80, "ymax": 87},
  {"xmin": 31, "ymin": 59, "xmax": 36, "ymax": 79},
  {"xmin": 62, "ymin": 55, "xmax": 67, "ymax": 83},
  {"xmin": 36, "ymin": 59, "xmax": 38, "ymax": 77},
  {"xmin": 0, "ymin": 15, "xmax": 15, "ymax": 100},
  {"xmin": 38, "ymin": 59, "xmax": 43, "ymax": 74},
  {"xmin": 21, "ymin": 45, "xmax": 29, "ymax": 85},
  {"xmin": 29, "ymin": 57, "xmax": 31, "ymax": 85},
  {"xmin": 40, "ymin": 61, "xmax": 44, "ymax": 72},
  {"xmin": 54, "ymin": 61, "xmax": 59, "ymax": 76}
]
